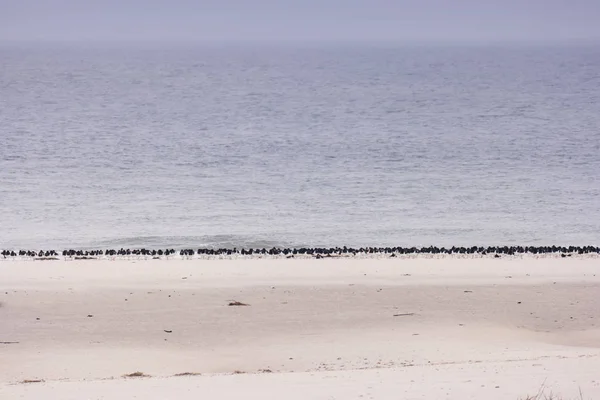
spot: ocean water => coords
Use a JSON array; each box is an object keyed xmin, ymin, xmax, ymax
[{"xmin": 1, "ymin": 43, "xmax": 599, "ymax": 250}]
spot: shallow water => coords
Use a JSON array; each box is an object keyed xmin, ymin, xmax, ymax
[{"xmin": 1, "ymin": 43, "xmax": 599, "ymax": 249}]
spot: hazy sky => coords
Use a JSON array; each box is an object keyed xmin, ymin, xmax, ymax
[{"xmin": 1, "ymin": 0, "xmax": 599, "ymax": 43}]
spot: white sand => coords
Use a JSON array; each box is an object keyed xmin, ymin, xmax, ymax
[{"xmin": 1, "ymin": 257, "xmax": 599, "ymax": 399}]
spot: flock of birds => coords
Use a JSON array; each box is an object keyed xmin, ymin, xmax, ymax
[{"xmin": 1, "ymin": 245, "xmax": 600, "ymax": 260}]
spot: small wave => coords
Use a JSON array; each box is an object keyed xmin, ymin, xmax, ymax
[{"xmin": 93, "ymin": 235, "xmax": 298, "ymax": 249}]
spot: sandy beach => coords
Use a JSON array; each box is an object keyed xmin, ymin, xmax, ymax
[{"xmin": 1, "ymin": 257, "xmax": 599, "ymax": 399}]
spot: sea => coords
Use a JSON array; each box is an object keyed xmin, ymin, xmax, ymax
[{"xmin": 1, "ymin": 42, "xmax": 599, "ymax": 250}]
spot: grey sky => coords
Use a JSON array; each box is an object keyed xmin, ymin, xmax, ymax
[{"xmin": 1, "ymin": 0, "xmax": 599, "ymax": 43}]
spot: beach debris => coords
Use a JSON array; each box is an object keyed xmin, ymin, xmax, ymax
[
  {"xmin": 87, "ymin": 314, "xmax": 93, "ymax": 318},
  {"xmin": 232, "ymin": 370, "xmax": 246, "ymax": 374},
  {"xmin": 164, "ymin": 330, "xmax": 172, "ymax": 333},
  {"xmin": 0, "ymin": 341, "xmax": 19, "ymax": 345},
  {"xmin": 464, "ymin": 290, "xmax": 473, "ymax": 293},
  {"xmin": 259, "ymin": 369, "xmax": 273, "ymax": 373},
  {"xmin": 181, "ymin": 277, "xmax": 188, "ymax": 280},
  {"xmin": 228, "ymin": 301, "xmax": 250, "ymax": 306},
  {"xmin": 122, "ymin": 371, "xmax": 150, "ymax": 378},
  {"xmin": 517, "ymin": 301, "xmax": 522, "ymax": 304},
  {"xmin": 393, "ymin": 313, "xmax": 415, "ymax": 317},
  {"xmin": 36, "ymin": 317, "xmax": 40, "ymax": 320},
  {"xmin": 20, "ymin": 379, "xmax": 44, "ymax": 384},
  {"xmin": 173, "ymin": 372, "xmax": 202, "ymax": 377}
]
